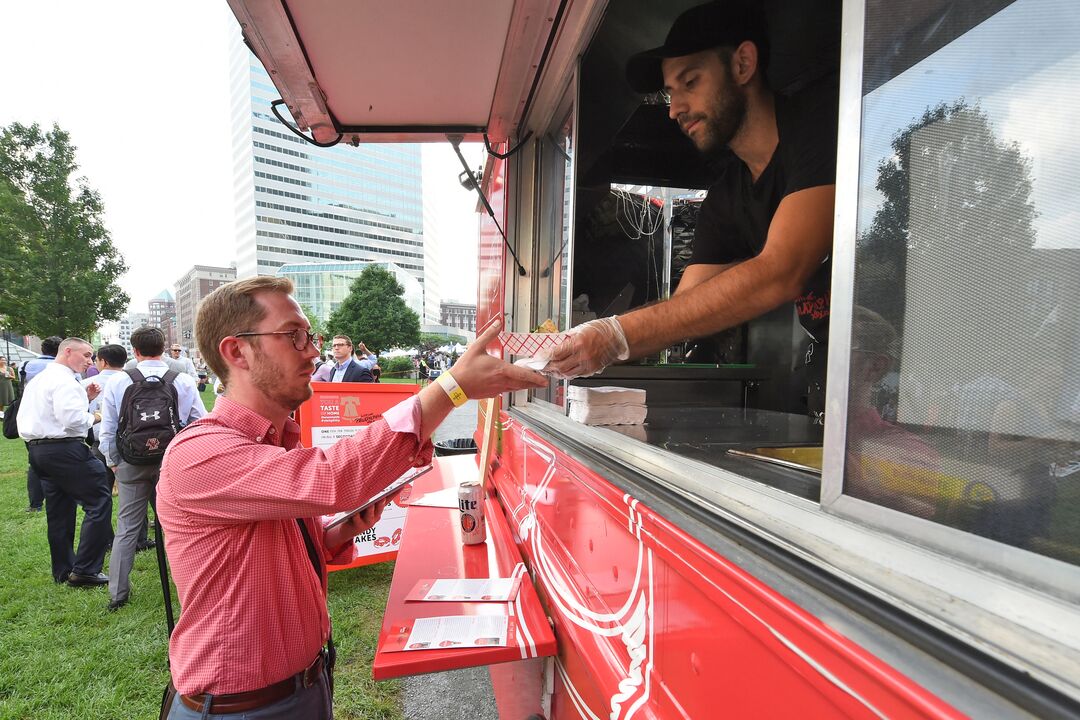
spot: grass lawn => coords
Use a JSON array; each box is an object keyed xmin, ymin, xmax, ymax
[{"xmin": 0, "ymin": 387, "xmax": 403, "ymax": 719}]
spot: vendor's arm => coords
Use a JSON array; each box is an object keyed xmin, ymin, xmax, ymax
[
  {"xmin": 619, "ymin": 184, "xmax": 833, "ymax": 357},
  {"xmin": 672, "ymin": 260, "xmax": 742, "ymax": 295}
]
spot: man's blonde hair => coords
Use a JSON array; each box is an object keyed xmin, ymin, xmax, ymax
[
  {"xmin": 58, "ymin": 337, "xmax": 91, "ymax": 354},
  {"xmin": 196, "ymin": 276, "xmax": 295, "ymax": 383}
]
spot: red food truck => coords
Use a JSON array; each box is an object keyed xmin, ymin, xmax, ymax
[{"xmin": 228, "ymin": 1, "xmax": 1080, "ymax": 717}]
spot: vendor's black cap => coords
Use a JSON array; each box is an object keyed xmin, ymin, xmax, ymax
[{"xmin": 625, "ymin": 0, "xmax": 769, "ymax": 93}]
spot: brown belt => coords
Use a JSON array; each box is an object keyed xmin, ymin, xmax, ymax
[{"xmin": 179, "ymin": 650, "xmax": 326, "ymax": 714}]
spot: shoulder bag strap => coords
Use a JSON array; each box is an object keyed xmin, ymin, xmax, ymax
[
  {"xmin": 156, "ymin": 522, "xmax": 175, "ymax": 639},
  {"xmin": 295, "ymin": 518, "xmax": 336, "ymax": 686}
]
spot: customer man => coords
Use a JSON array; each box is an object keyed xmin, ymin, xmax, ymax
[
  {"xmin": 158, "ymin": 276, "xmax": 544, "ymax": 718},
  {"xmin": 548, "ymin": 1, "xmax": 837, "ymax": 416},
  {"xmin": 21, "ymin": 335, "xmax": 63, "ymax": 511},
  {"xmin": 311, "ymin": 334, "xmax": 376, "ymax": 382},
  {"xmin": 18, "ymin": 337, "xmax": 112, "ymax": 586},
  {"xmin": 84, "ymin": 344, "xmax": 127, "ymax": 497},
  {"xmin": 100, "ymin": 327, "xmax": 205, "ymax": 612},
  {"xmin": 169, "ymin": 343, "xmax": 199, "ymax": 379}
]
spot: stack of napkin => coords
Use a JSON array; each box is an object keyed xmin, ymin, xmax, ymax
[{"xmin": 567, "ymin": 385, "xmax": 647, "ymax": 426}]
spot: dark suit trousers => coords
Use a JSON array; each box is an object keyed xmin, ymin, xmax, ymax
[
  {"xmin": 28, "ymin": 441, "xmax": 113, "ymax": 582},
  {"xmin": 26, "ymin": 452, "xmax": 45, "ymax": 509}
]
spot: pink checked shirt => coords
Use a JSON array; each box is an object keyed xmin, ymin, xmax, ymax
[{"xmin": 157, "ymin": 394, "xmax": 433, "ymax": 695}]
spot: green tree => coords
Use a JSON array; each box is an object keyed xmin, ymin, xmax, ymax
[
  {"xmin": 418, "ymin": 331, "xmax": 466, "ymax": 356},
  {"xmin": 0, "ymin": 122, "xmax": 128, "ymax": 338},
  {"xmin": 858, "ymin": 101, "xmax": 1037, "ymax": 336},
  {"xmin": 856, "ymin": 101, "xmax": 1038, "ymax": 400},
  {"xmin": 299, "ymin": 303, "xmax": 326, "ymax": 346},
  {"xmin": 326, "ymin": 266, "xmax": 420, "ymax": 353}
]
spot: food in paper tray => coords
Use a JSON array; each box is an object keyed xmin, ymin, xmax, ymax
[
  {"xmin": 533, "ymin": 318, "xmax": 559, "ymax": 333},
  {"xmin": 498, "ymin": 330, "xmax": 569, "ymax": 356}
]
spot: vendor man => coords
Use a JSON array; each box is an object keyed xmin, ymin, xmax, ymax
[
  {"xmin": 157, "ymin": 276, "xmax": 544, "ymax": 718},
  {"xmin": 548, "ymin": 0, "xmax": 837, "ymax": 416}
]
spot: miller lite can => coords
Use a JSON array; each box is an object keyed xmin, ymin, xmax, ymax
[{"xmin": 458, "ymin": 481, "xmax": 486, "ymax": 545}]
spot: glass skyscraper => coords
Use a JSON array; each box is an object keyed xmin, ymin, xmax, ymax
[
  {"xmin": 277, "ymin": 261, "xmax": 424, "ymax": 329},
  {"xmin": 229, "ymin": 32, "xmax": 425, "ymax": 290}
]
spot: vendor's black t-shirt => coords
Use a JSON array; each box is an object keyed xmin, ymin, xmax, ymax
[{"xmin": 691, "ymin": 77, "xmax": 839, "ymax": 342}]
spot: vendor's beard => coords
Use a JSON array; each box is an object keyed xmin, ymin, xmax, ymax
[{"xmin": 687, "ymin": 82, "xmax": 748, "ymax": 157}]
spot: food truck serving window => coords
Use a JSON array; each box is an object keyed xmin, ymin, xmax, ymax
[
  {"xmin": 505, "ymin": 0, "xmax": 1079, "ymax": 695},
  {"xmin": 824, "ymin": 0, "xmax": 1080, "ymax": 577}
]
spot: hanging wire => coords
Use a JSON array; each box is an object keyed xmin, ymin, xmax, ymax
[{"xmin": 270, "ymin": 99, "xmax": 344, "ymax": 148}]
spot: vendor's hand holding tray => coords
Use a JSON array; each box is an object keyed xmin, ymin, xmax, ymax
[{"xmin": 326, "ymin": 465, "xmax": 433, "ymax": 530}]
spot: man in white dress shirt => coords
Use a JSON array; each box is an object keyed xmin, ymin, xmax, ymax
[
  {"xmin": 18, "ymin": 337, "xmax": 112, "ymax": 586},
  {"xmin": 100, "ymin": 327, "xmax": 206, "ymax": 611}
]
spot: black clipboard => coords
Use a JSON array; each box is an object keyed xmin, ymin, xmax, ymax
[{"xmin": 325, "ymin": 465, "xmax": 433, "ymax": 530}]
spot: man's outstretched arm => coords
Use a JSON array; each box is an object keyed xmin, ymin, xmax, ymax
[{"xmin": 547, "ymin": 184, "xmax": 835, "ymax": 376}]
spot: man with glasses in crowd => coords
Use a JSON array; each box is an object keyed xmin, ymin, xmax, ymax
[
  {"xmin": 311, "ymin": 334, "xmax": 377, "ymax": 383},
  {"xmin": 169, "ymin": 344, "xmax": 199, "ymax": 380},
  {"xmin": 157, "ymin": 276, "xmax": 544, "ymax": 718}
]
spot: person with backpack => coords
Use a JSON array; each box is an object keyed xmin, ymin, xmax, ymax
[{"xmin": 99, "ymin": 326, "xmax": 205, "ymax": 612}]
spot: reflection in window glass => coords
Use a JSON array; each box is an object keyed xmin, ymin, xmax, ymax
[
  {"xmin": 533, "ymin": 112, "xmax": 574, "ymax": 406},
  {"xmin": 847, "ymin": 0, "xmax": 1080, "ymax": 564}
]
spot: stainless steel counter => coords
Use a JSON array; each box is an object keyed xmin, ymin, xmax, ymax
[{"xmin": 593, "ymin": 405, "xmax": 824, "ymax": 499}]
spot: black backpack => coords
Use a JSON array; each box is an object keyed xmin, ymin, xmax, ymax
[
  {"xmin": 2, "ymin": 397, "xmax": 20, "ymax": 440},
  {"xmin": 117, "ymin": 369, "xmax": 180, "ymax": 465},
  {"xmin": 2, "ymin": 366, "xmax": 26, "ymax": 440}
]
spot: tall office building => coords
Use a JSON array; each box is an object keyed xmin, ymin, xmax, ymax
[
  {"xmin": 118, "ymin": 313, "xmax": 149, "ymax": 357},
  {"xmin": 229, "ymin": 31, "xmax": 426, "ymax": 294},
  {"xmin": 278, "ymin": 261, "xmax": 424, "ymax": 327},
  {"xmin": 174, "ymin": 265, "xmax": 237, "ymax": 354},
  {"xmin": 148, "ymin": 289, "xmax": 177, "ymax": 346},
  {"xmin": 421, "ymin": 199, "xmax": 443, "ymax": 326},
  {"xmin": 440, "ymin": 301, "xmax": 477, "ymax": 333}
]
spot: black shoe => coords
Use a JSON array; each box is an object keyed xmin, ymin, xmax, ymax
[
  {"xmin": 135, "ymin": 539, "xmax": 156, "ymax": 552},
  {"xmin": 26, "ymin": 506, "xmax": 43, "ymax": 513},
  {"xmin": 107, "ymin": 598, "xmax": 128, "ymax": 612},
  {"xmin": 67, "ymin": 572, "xmax": 108, "ymax": 587}
]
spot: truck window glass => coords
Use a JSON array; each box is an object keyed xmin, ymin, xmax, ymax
[{"xmin": 848, "ymin": 0, "xmax": 1080, "ymax": 565}]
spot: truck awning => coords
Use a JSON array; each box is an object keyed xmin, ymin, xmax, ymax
[{"xmin": 226, "ymin": 0, "xmax": 563, "ymax": 144}]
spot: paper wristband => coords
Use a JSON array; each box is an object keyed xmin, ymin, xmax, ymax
[{"xmin": 436, "ymin": 371, "xmax": 468, "ymax": 407}]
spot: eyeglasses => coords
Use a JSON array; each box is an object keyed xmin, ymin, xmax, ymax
[{"xmin": 234, "ymin": 329, "xmax": 322, "ymax": 351}]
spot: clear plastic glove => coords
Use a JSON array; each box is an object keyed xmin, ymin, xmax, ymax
[{"xmin": 542, "ymin": 316, "xmax": 629, "ymax": 379}]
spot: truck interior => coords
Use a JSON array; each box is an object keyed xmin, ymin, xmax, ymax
[{"xmin": 231, "ymin": 1, "xmax": 1079, "ymax": 710}]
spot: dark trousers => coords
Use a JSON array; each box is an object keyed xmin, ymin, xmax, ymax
[
  {"xmin": 26, "ymin": 450, "xmax": 45, "ymax": 509},
  {"xmin": 29, "ymin": 441, "xmax": 113, "ymax": 582}
]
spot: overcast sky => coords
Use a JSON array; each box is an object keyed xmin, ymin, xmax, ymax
[{"xmin": 0, "ymin": 1, "xmax": 481, "ymax": 320}]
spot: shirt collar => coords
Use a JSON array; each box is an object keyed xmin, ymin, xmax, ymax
[
  {"xmin": 49, "ymin": 362, "xmax": 77, "ymax": 378},
  {"xmin": 212, "ymin": 395, "xmax": 301, "ymax": 448},
  {"xmin": 336, "ymin": 358, "xmax": 353, "ymax": 370}
]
